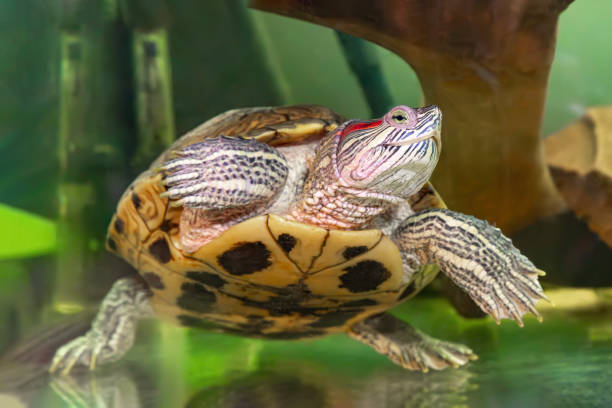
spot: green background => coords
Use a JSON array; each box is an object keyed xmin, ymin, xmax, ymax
[
  {"xmin": 1, "ymin": 0, "xmax": 610, "ymax": 219},
  {"xmin": 0, "ymin": 1, "xmax": 610, "ymax": 407}
]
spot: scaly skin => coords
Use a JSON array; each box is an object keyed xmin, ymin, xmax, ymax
[
  {"xmin": 348, "ymin": 314, "xmax": 478, "ymax": 372},
  {"xmin": 50, "ymin": 105, "xmax": 546, "ymax": 375},
  {"xmin": 289, "ymin": 106, "xmax": 441, "ymax": 229},
  {"xmin": 286, "ymin": 132, "xmax": 394, "ymax": 229},
  {"xmin": 394, "ymin": 209, "xmax": 546, "ymax": 325},
  {"xmin": 161, "ymin": 135, "xmax": 289, "ymax": 251},
  {"xmin": 160, "ymin": 104, "xmax": 546, "ymax": 370},
  {"xmin": 50, "ymin": 278, "xmax": 153, "ymax": 375}
]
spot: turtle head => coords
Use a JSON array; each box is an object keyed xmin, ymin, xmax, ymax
[{"xmin": 333, "ymin": 105, "xmax": 442, "ymax": 201}]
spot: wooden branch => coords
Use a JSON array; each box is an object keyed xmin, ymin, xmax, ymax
[{"xmin": 251, "ymin": 0, "xmax": 572, "ymax": 232}]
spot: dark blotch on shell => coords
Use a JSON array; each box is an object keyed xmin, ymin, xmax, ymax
[
  {"xmin": 309, "ymin": 310, "xmax": 362, "ymax": 328},
  {"xmin": 107, "ymin": 237, "xmax": 117, "ymax": 252},
  {"xmin": 339, "ymin": 260, "xmax": 391, "ymax": 293},
  {"xmin": 261, "ymin": 330, "xmax": 325, "ymax": 340},
  {"xmin": 277, "ymin": 233, "xmax": 297, "ymax": 253},
  {"xmin": 341, "ymin": 299, "xmax": 378, "ymax": 308},
  {"xmin": 142, "ymin": 272, "xmax": 165, "ymax": 290},
  {"xmin": 229, "ymin": 282, "xmax": 316, "ymax": 317},
  {"xmin": 149, "ymin": 238, "xmax": 172, "ymax": 264},
  {"xmin": 342, "ymin": 246, "xmax": 368, "ymax": 260},
  {"xmin": 274, "ymin": 282, "xmax": 312, "ymax": 298},
  {"xmin": 217, "ymin": 241, "xmax": 272, "ymax": 275},
  {"xmin": 239, "ymin": 296, "xmax": 305, "ymax": 317},
  {"xmin": 186, "ymin": 271, "xmax": 226, "ymax": 288},
  {"xmin": 237, "ymin": 315, "xmax": 275, "ymax": 334},
  {"xmin": 177, "ymin": 314, "xmax": 219, "ymax": 330},
  {"xmin": 232, "ymin": 295, "xmax": 322, "ymax": 318},
  {"xmin": 177, "ymin": 282, "xmax": 216, "ymax": 313},
  {"xmin": 398, "ymin": 282, "xmax": 417, "ymax": 300},
  {"xmin": 131, "ymin": 193, "xmax": 142, "ymax": 209},
  {"xmin": 114, "ymin": 217, "xmax": 125, "ymax": 234},
  {"xmin": 160, "ymin": 219, "xmax": 177, "ymax": 232}
]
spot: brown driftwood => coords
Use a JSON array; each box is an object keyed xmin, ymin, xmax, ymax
[
  {"xmin": 545, "ymin": 107, "xmax": 612, "ymax": 247},
  {"xmin": 251, "ymin": 0, "xmax": 572, "ymax": 233}
]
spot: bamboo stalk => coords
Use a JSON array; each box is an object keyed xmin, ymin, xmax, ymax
[
  {"xmin": 55, "ymin": 0, "xmax": 93, "ymax": 314},
  {"xmin": 120, "ymin": 0, "xmax": 176, "ymax": 167},
  {"xmin": 131, "ymin": 30, "xmax": 176, "ymax": 166},
  {"xmin": 54, "ymin": 0, "xmax": 133, "ymax": 312}
]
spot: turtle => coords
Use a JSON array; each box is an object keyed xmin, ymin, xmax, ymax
[{"xmin": 50, "ymin": 104, "xmax": 547, "ymax": 375}]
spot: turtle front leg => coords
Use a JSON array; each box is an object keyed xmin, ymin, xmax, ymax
[
  {"xmin": 159, "ymin": 136, "xmax": 289, "ymax": 251},
  {"xmin": 348, "ymin": 313, "xmax": 477, "ymax": 372},
  {"xmin": 394, "ymin": 209, "xmax": 547, "ymax": 325},
  {"xmin": 50, "ymin": 277, "xmax": 154, "ymax": 375}
]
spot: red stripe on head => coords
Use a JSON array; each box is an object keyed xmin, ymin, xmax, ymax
[{"xmin": 339, "ymin": 119, "xmax": 383, "ymax": 141}]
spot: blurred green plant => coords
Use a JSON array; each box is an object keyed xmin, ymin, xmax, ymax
[
  {"xmin": 335, "ymin": 32, "xmax": 394, "ymax": 117},
  {"xmin": 0, "ymin": 203, "xmax": 56, "ymax": 260},
  {"xmin": 120, "ymin": 0, "xmax": 176, "ymax": 167}
]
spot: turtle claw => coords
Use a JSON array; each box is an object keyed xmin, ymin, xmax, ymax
[
  {"xmin": 405, "ymin": 210, "xmax": 547, "ymax": 326},
  {"xmin": 50, "ymin": 335, "xmax": 98, "ymax": 376},
  {"xmin": 409, "ymin": 338, "xmax": 476, "ymax": 372},
  {"xmin": 50, "ymin": 329, "xmax": 132, "ymax": 376},
  {"xmin": 156, "ymin": 136, "xmax": 288, "ymax": 210},
  {"xmin": 90, "ymin": 342, "xmax": 106, "ymax": 371},
  {"xmin": 388, "ymin": 333, "xmax": 477, "ymax": 372},
  {"xmin": 349, "ymin": 314, "xmax": 478, "ymax": 372},
  {"xmin": 50, "ymin": 279, "xmax": 152, "ymax": 375},
  {"xmin": 474, "ymin": 277, "xmax": 545, "ymax": 327},
  {"xmin": 396, "ymin": 210, "xmax": 548, "ymax": 328}
]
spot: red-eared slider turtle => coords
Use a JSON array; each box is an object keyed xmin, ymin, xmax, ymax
[{"xmin": 51, "ymin": 105, "xmax": 546, "ymax": 374}]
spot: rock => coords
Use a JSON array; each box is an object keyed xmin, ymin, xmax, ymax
[{"xmin": 545, "ymin": 106, "xmax": 612, "ymax": 247}]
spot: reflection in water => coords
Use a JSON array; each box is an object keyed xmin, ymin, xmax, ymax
[
  {"xmin": 0, "ymin": 362, "xmax": 156, "ymax": 408},
  {"xmin": 185, "ymin": 368, "xmax": 473, "ymax": 408},
  {"xmin": 50, "ymin": 368, "xmax": 146, "ymax": 408},
  {"xmin": 186, "ymin": 371, "xmax": 329, "ymax": 408},
  {"xmin": 0, "ymin": 298, "xmax": 610, "ymax": 407},
  {"xmin": 39, "ymin": 364, "xmax": 473, "ymax": 408},
  {"xmin": 349, "ymin": 369, "xmax": 473, "ymax": 408}
]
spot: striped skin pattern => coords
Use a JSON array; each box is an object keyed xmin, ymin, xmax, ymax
[
  {"xmin": 161, "ymin": 135, "xmax": 289, "ymax": 251},
  {"xmin": 50, "ymin": 278, "xmax": 154, "ymax": 374},
  {"xmin": 289, "ymin": 105, "xmax": 442, "ymax": 229},
  {"xmin": 394, "ymin": 209, "xmax": 546, "ymax": 326},
  {"xmin": 162, "ymin": 135, "xmax": 288, "ymax": 209},
  {"xmin": 336, "ymin": 105, "xmax": 440, "ymax": 196},
  {"xmin": 49, "ymin": 104, "xmax": 547, "ymax": 375},
  {"xmin": 348, "ymin": 313, "xmax": 477, "ymax": 372},
  {"xmin": 289, "ymin": 127, "xmax": 389, "ymax": 229}
]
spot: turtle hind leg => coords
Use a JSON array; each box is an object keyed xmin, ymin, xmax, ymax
[
  {"xmin": 347, "ymin": 314, "xmax": 477, "ymax": 372},
  {"xmin": 49, "ymin": 277, "xmax": 154, "ymax": 375}
]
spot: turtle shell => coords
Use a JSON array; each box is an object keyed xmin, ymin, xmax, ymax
[{"xmin": 107, "ymin": 105, "xmax": 442, "ymax": 338}]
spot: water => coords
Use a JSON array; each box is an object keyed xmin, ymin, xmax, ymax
[
  {"xmin": 1, "ymin": 297, "xmax": 610, "ymax": 407},
  {"xmin": 1, "ymin": 1, "xmax": 612, "ymax": 407}
]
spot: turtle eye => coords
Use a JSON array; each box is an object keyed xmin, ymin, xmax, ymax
[{"xmin": 390, "ymin": 110, "xmax": 409, "ymax": 124}]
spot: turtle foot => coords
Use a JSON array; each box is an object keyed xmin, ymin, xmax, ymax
[
  {"xmin": 49, "ymin": 332, "xmax": 118, "ymax": 375},
  {"xmin": 385, "ymin": 334, "xmax": 477, "ymax": 372},
  {"xmin": 49, "ymin": 278, "xmax": 153, "ymax": 375},
  {"xmin": 159, "ymin": 136, "xmax": 288, "ymax": 210},
  {"xmin": 395, "ymin": 209, "xmax": 548, "ymax": 326},
  {"xmin": 348, "ymin": 313, "xmax": 477, "ymax": 372}
]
